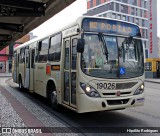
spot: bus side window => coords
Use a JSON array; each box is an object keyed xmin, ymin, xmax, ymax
[
  {"xmin": 20, "ymin": 48, "xmax": 25, "ymax": 63},
  {"xmin": 37, "ymin": 38, "xmax": 49, "ymax": 63},
  {"xmin": 31, "ymin": 49, "xmax": 35, "ymax": 68},
  {"xmin": 25, "ymin": 47, "xmax": 30, "ymax": 68},
  {"xmin": 14, "ymin": 52, "xmax": 17, "ymax": 68},
  {"xmin": 35, "ymin": 44, "xmax": 39, "ymax": 62},
  {"xmin": 48, "ymin": 33, "xmax": 62, "ymax": 61}
]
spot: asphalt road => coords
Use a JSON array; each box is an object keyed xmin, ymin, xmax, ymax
[{"xmin": 4, "ymin": 78, "xmax": 160, "ymax": 135}]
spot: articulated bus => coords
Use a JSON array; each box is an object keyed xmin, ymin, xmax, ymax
[{"xmin": 13, "ymin": 16, "xmax": 145, "ymax": 113}]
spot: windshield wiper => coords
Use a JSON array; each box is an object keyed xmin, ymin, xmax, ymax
[
  {"xmin": 121, "ymin": 36, "xmax": 133, "ymax": 62},
  {"xmin": 98, "ymin": 33, "xmax": 108, "ymax": 63}
]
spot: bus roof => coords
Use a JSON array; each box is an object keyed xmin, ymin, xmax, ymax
[
  {"xmin": 79, "ymin": 16, "xmax": 140, "ymax": 27},
  {"xmin": 14, "ymin": 16, "xmax": 140, "ymax": 51}
]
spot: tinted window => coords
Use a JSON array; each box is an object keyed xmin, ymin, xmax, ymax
[
  {"xmin": 37, "ymin": 38, "xmax": 49, "ymax": 63},
  {"xmin": 25, "ymin": 47, "xmax": 30, "ymax": 68},
  {"xmin": 65, "ymin": 41, "xmax": 70, "ymax": 70},
  {"xmin": 20, "ymin": 48, "xmax": 25, "ymax": 63},
  {"xmin": 48, "ymin": 33, "xmax": 61, "ymax": 61},
  {"xmin": 41, "ymin": 38, "xmax": 49, "ymax": 50},
  {"xmin": 72, "ymin": 38, "xmax": 77, "ymax": 69},
  {"xmin": 31, "ymin": 49, "xmax": 35, "ymax": 68},
  {"xmin": 14, "ymin": 52, "xmax": 17, "ymax": 68}
]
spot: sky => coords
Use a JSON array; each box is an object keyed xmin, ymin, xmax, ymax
[
  {"xmin": 32, "ymin": 0, "xmax": 160, "ymax": 37},
  {"xmin": 31, "ymin": 0, "xmax": 87, "ymax": 37}
]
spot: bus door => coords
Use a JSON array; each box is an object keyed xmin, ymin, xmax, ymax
[
  {"xmin": 29, "ymin": 48, "xmax": 35, "ymax": 91},
  {"xmin": 63, "ymin": 36, "xmax": 77, "ymax": 108},
  {"xmin": 17, "ymin": 53, "xmax": 19, "ymax": 82},
  {"xmin": 19, "ymin": 48, "xmax": 25, "ymax": 87},
  {"xmin": 24, "ymin": 47, "xmax": 30, "ymax": 89},
  {"xmin": 13, "ymin": 52, "xmax": 17, "ymax": 82}
]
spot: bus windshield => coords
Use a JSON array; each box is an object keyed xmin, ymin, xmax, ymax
[{"xmin": 81, "ymin": 33, "xmax": 144, "ymax": 79}]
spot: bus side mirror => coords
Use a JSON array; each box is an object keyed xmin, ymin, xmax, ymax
[
  {"xmin": 38, "ymin": 42, "xmax": 42, "ymax": 51},
  {"xmin": 77, "ymin": 39, "xmax": 85, "ymax": 53}
]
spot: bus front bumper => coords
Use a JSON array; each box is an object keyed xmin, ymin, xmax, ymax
[{"xmin": 77, "ymin": 93, "xmax": 145, "ymax": 113}]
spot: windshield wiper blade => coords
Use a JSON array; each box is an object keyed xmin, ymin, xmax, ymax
[{"xmin": 98, "ymin": 33, "xmax": 108, "ymax": 63}]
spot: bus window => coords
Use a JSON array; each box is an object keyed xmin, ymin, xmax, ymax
[
  {"xmin": 72, "ymin": 38, "xmax": 77, "ymax": 70},
  {"xmin": 48, "ymin": 33, "xmax": 61, "ymax": 61},
  {"xmin": 31, "ymin": 49, "xmax": 35, "ymax": 68},
  {"xmin": 20, "ymin": 48, "xmax": 25, "ymax": 63},
  {"xmin": 71, "ymin": 72, "xmax": 76, "ymax": 105},
  {"xmin": 37, "ymin": 38, "xmax": 49, "ymax": 63},
  {"xmin": 64, "ymin": 41, "xmax": 70, "ymax": 70},
  {"xmin": 25, "ymin": 47, "xmax": 30, "ymax": 68},
  {"xmin": 13, "ymin": 52, "xmax": 17, "ymax": 68}
]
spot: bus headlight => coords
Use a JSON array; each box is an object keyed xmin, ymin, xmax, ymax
[
  {"xmin": 134, "ymin": 84, "xmax": 144, "ymax": 95},
  {"xmin": 80, "ymin": 82, "xmax": 101, "ymax": 97}
]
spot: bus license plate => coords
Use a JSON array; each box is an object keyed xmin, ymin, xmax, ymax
[{"xmin": 96, "ymin": 83, "xmax": 116, "ymax": 90}]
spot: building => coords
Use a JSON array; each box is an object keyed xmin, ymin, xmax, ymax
[
  {"xmin": 0, "ymin": 48, "xmax": 8, "ymax": 73},
  {"xmin": 85, "ymin": 0, "xmax": 158, "ymax": 59},
  {"xmin": 0, "ymin": 33, "xmax": 36, "ymax": 73}
]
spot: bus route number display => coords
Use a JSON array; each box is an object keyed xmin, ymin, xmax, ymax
[{"xmin": 82, "ymin": 18, "xmax": 141, "ymax": 37}]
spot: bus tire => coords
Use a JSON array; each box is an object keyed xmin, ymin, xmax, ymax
[
  {"xmin": 19, "ymin": 76, "xmax": 24, "ymax": 91},
  {"xmin": 49, "ymin": 84, "xmax": 59, "ymax": 110}
]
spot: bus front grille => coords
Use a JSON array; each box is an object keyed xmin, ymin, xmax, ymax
[
  {"xmin": 103, "ymin": 92, "xmax": 131, "ymax": 96},
  {"xmin": 107, "ymin": 99, "xmax": 129, "ymax": 105},
  {"xmin": 116, "ymin": 82, "xmax": 137, "ymax": 89}
]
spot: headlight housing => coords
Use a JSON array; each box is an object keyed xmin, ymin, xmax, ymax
[
  {"xmin": 80, "ymin": 82, "xmax": 101, "ymax": 97},
  {"xmin": 134, "ymin": 84, "xmax": 144, "ymax": 95}
]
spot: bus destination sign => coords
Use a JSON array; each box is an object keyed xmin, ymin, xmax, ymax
[{"xmin": 82, "ymin": 18, "xmax": 141, "ymax": 37}]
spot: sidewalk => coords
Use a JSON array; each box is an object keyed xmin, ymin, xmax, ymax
[{"xmin": 0, "ymin": 77, "xmax": 76, "ymax": 135}]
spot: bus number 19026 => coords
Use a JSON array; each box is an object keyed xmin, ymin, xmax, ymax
[{"xmin": 96, "ymin": 83, "xmax": 116, "ymax": 90}]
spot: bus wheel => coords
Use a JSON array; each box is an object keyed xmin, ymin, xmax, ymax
[
  {"xmin": 49, "ymin": 85, "xmax": 59, "ymax": 110},
  {"xmin": 19, "ymin": 77, "xmax": 24, "ymax": 91}
]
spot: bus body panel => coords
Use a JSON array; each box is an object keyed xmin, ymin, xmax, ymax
[
  {"xmin": 13, "ymin": 52, "xmax": 18, "ymax": 83},
  {"xmin": 24, "ymin": 48, "xmax": 30, "ymax": 89},
  {"xmin": 29, "ymin": 67, "xmax": 34, "ymax": 92},
  {"xmin": 76, "ymin": 92, "xmax": 144, "ymax": 113},
  {"xmin": 24, "ymin": 68, "xmax": 30, "ymax": 89},
  {"xmin": 34, "ymin": 62, "xmax": 48, "ymax": 97},
  {"xmin": 29, "ymin": 48, "xmax": 35, "ymax": 92},
  {"xmin": 12, "ymin": 16, "xmax": 145, "ymax": 113}
]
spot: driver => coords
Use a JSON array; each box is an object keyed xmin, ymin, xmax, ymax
[{"xmin": 93, "ymin": 42, "xmax": 106, "ymax": 68}]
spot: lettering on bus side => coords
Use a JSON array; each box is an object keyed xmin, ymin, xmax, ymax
[{"xmin": 51, "ymin": 65, "xmax": 60, "ymax": 71}]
